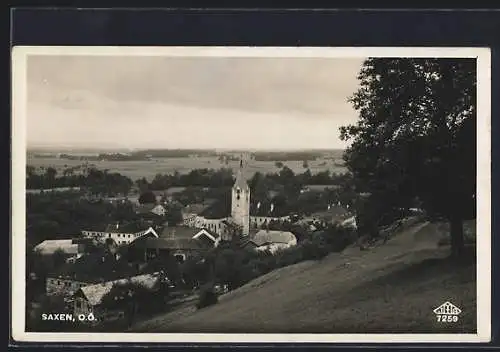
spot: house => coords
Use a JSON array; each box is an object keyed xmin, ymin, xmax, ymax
[
  {"xmin": 300, "ymin": 206, "xmax": 350, "ymax": 226},
  {"xmin": 159, "ymin": 226, "xmax": 220, "ymax": 260},
  {"xmin": 81, "ymin": 223, "xmax": 159, "ymax": 246},
  {"xmin": 193, "ymin": 216, "xmax": 228, "ymax": 236},
  {"xmin": 128, "ymin": 227, "xmax": 219, "ymax": 263},
  {"xmin": 33, "ymin": 239, "xmax": 88, "ymax": 256},
  {"xmin": 246, "ymin": 230, "xmax": 297, "ymax": 254},
  {"xmin": 341, "ymin": 216, "xmax": 357, "ymax": 229},
  {"xmin": 136, "ymin": 204, "xmax": 167, "ymax": 217},
  {"xmin": 182, "ymin": 201, "xmax": 229, "ymax": 236},
  {"xmin": 249, "ymin": 215, "xmax": 291, "ymax": 229},
  {"xmin": 45, "ymin": 276, "xmax": 91, "ymax": 298},
  {"xmin": 45, "ymin": 250, "xmax": 151, "ymax": 298},
  {"xmin": 192, "ymin": 228, "xmax": 221, "ymax": 248},
  {"xmin": 72, "ymin": 272, "xmax": 168, "ymax": 324}
]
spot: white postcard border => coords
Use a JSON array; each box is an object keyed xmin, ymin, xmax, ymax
[{"xmin": 11, "ymin": 46, "xmax": 491, "ymax": 344}]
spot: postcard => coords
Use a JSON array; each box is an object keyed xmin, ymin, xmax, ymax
[{"xmin": 11, "ymin": 46, "xmax": 491, "ymax": 343}]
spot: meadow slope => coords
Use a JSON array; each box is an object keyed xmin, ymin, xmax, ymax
[{"xmin": 131, "ymin": 220, "xmax": 477, "ymax": 334}]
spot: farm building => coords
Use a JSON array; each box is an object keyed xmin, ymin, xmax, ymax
[
  {"xmin": 249, "ymin": 215, "xmax": 291, "ymax": 229},
  {"xmin": 244, "ymin": 230, "xmax": 298, "ymax": 254},
  {"xmin": 72, "ymin": 272, "xmax": 168, "ymax": 324},
  {"xmin": 33, "ymin": 239, "xmax": 89, "ymax": 256},
  {"xmin": 128, "ymin": 227, "xmax": 220, "ymax": 263},
  {"xmin": 45, "ymin": 250, "xmax": 150, "ymax": 298},
  {"xmin": 136, "ymin": 203, "xmax": 167, "ymax": 217},
  {"xmin": 81, "ymin": 223, "xmax": 159, "ymax": 245}
]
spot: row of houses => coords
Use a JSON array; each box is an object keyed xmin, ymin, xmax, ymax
[
  {"xmin": 181, "ymin": 213, "xmax": 295, "ymax": 238},
  {"xmin": 72, "ymin": 272, "xmax": 169, "ymax": 324},
  {"xmin": 81, "ymin": 224, "xmax": 160, "ymax": 246},
  {"xmin": 35, "ymin": 225, "xmax": 298, "ymax": 326}
]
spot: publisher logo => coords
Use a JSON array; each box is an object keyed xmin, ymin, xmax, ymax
[{"xmin": 433, "ymin": 301, "xmax": 462, "ymax": 323}]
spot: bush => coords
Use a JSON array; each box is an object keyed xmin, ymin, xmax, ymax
[
  {"xmin": 275, "ymin": 247, "xmax": 304, "ymax": 267},
  {"xmin": 196, "ymin": 285, "xmax": 218, "ymax": 310},
  {"xmin": 301, "ymin": 238, "xmax": 330, "ymax": 260}
]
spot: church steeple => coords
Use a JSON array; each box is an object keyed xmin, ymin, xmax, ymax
[
  {"xmin": 230, "ymin": 154, "xmax": 250, "ymax": 237},
  {"xmin": 233, "ymin": 155, "xmax": 249, "ymax": 191}
]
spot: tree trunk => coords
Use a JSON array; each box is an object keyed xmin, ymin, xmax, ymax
[{"xmin": 449, "ymin": 215, "xmax": 465, "ymax": 258}]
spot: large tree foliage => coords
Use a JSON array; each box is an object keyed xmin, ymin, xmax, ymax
[{"xmin": 340, "ymin": 58, "xmax": 476, "ymax": 257}]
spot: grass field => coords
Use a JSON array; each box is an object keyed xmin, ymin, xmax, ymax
[
  {"xmin": 130, "ymin": 220, "xmax": 477, "ymax": 334},
  {"xmin": 27, "ymin": 157, "xmax": 347, "ymax": 181}
]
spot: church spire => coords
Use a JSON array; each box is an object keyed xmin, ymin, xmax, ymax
[{"xmin": 233, "ymin": 155, "xmax": 248, "ymax": 191}]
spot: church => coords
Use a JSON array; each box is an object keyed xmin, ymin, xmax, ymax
[{"xmin": 182, "ymin": 155, "xmax": 292, "ymax": 242}]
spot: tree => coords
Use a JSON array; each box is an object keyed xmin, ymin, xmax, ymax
[
  {"xmin": 165, "ymin": 205, "xmax": 184, "ymax": 226},
  {"xmin": 52, "ymin": 248, "xmax": 68, "ymax": 267},
  {"xmin": 100, "ymin": 281, "xmax": 157, "ymax": 326},
  {"xmin": 138, "ymin": 191, "xmax": 156, "ymax": 204},
  {"xmin": 340, "ymin": 58, "xmax": 476, "ymax": 257},
  {"xmin": 223, "ymin": 220, "xmax": 244, "ymax": 244},
  {"xmin": 135, "ymin": 177, "xmax": 150, "ymax": 193}
]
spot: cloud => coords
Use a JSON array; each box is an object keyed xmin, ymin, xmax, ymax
[
  {"xmin": 28, "ymin": 56, "xmax": 363, "ymax": 115},
  {"xmin": 26, "ymin": 55, "xmax": 363, "ymax": 149}
]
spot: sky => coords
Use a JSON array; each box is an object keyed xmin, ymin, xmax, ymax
[{"xmin": 26, "ymin": 55, "xmax": 364, "ymax": 150}]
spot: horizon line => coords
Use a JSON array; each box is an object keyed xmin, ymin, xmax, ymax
[{"xmin": 26, "ymin": 146, "xmax": 347, "ymax": 152}]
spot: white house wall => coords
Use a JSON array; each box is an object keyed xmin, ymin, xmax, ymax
[
  {"xmin": 250, "ymin": 216, "xmax": 291, "ymax": 228},
  {"xmin": 46, "ymin": 277, "xmax": 91, "ymax": 297},
  {"xmin": 81, "ymin": 228, "xmax": 157, "ymax": 245},
  {"xmin": 182, "ymin": 215, "xmax": 228, "ymax": 236}
]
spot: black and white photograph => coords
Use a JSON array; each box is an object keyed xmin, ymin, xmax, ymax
[{"xmin": 11, "ymin": 47, "xmax": 491, "ymax": 343}]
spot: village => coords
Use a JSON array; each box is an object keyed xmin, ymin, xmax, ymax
[
  {"xmin": 15, "ymin": 50, "xmax": 481, "ymax": 338},
  {"xmin": 25, "ymin": 155, "xmax": 361, "ymax": 332}
]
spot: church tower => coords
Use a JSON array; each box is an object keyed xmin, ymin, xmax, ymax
[{"xmin": 231, "ymin": 156, "xmax": 250, "ymax": 237}]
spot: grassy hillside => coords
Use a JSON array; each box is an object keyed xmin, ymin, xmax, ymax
[{"xmin": 131, "ymin": 220, "xmax": 476, "ymax": 334}]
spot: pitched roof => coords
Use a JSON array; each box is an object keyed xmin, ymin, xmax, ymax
[
  {"xmin": 104, "ymin": 222, "xmax": 150, "ymax": 234},
  {"xmin": 251, "ymin": 230, "xmax": 297, "ymax": 247},
  {"xmin": 136, "ymin": 204, "xmax": 159, "ymax": 214},
  {"xmin": 48, "ymin": 252, "xmax": 143, "ymax": 283},
  {"xmin": 193, "ymin": 228, "xmax": 220, "ymax": 242},
  {"xmin": 159, "ymin": 226, "xmax": 198, "ymax": 239},
  {"xmin": 34, "ymin": 239, "xmax": 84, "ymax": 255},
  {"xmin": 79, "ymin": 273, "xmax": 161, "ymax": 306},
  {"xmin": 132, "ymin": 237, "xmax": 209, "ymax": 250},
  {"xmin": 233, "ymin": 167, "xmax": 249, "ymax": 191}
]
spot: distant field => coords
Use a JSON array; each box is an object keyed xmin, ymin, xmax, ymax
[{"xmin": 27, "ymin": 157, "xmax": 347, "ymax": 181}]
